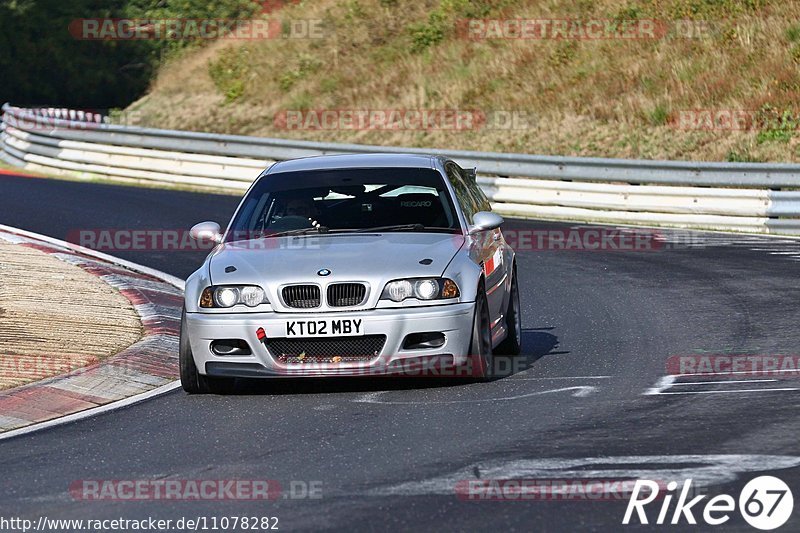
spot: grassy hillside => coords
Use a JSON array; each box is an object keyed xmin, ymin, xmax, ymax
[{"xmin": 127, "ymin": 0, "xmax": 800, "ymax": 162}]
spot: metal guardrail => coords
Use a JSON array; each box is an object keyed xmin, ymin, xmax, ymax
[{"xmin": 2, "ymin": 103, "xmax": 800, "ymax": 234}]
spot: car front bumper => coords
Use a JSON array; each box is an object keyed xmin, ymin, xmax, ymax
[{"xmin": 184, "ymin": 302, "xmax": 476, "ymax": 378}]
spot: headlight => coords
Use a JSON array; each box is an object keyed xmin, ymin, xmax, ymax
[
  {"xmin": 381, "ymin": 278, "xmax": 460, "ymax": 302},
  {"xmin": 200, "ymin": 285, "xmax": 268, "ymax": 308},
  {"xmin": 240, "ymin": 286, "xmax": 266, "ymax": 307},
  {"xmin": 385, "ymin": 280, "xmax": 413, "ymax": 302},
  {"xmin": 215, "ymin": 287, "xmax": 239, "ymax": 308},
  {"xmin": 415, "ymin": 279, "xmax": 439, "ymax": 299}
]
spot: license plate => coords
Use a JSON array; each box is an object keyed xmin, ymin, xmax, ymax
[{"xmin": 285, "ymin": 318, "xmax": 364, "ymax": 337}]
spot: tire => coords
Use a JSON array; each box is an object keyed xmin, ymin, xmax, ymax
[
  {"xmin": 180, "ymin": 308, "xmax": 235, "ymax": 394},
  {"xmin": 495, "ymin": 265, "xmax": 522, "ymax": 356},
  {"xmin": 469, "ymin": 287, "xmax": 494, "ymax": 381}
]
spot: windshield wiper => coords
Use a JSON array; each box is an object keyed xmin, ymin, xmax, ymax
[
  {"xmin": 263, "ymin": 226, "xmax": 330, "ymax": 238},
  {"xmin": 354, "ymin": 224, "xmax": 427, "ymax": 233}
]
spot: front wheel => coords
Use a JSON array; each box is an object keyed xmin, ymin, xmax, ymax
[
  {"xmin": 495, "ymin": 266, "xmax": 522, "ymax": 356},
  {"xmin": 469, "ymin": 288, "xmax": 494, "ymax": 381},
  {"xmin": 180, "ymin": 308, "xmax": 235, "ymax": 394}
]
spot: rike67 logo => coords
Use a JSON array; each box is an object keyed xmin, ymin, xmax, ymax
[{"xmin": 623, "ymin": 476, "xmax": 793, "ymax": 530}]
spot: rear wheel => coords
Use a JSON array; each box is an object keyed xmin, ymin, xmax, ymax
[
  {"xmin": 180, "ymin": 308, "xmax": 235, "ymax": 394},
  {"xmin": 495, "ymin": 265, "xmax": 522, "ymax": 356},
  {"xmin": 469, "ymin": 288, "xmax": 493, "ymax": 381}
]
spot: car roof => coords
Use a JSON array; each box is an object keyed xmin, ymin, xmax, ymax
[{"xmin": 265, "ymin": 153, "xmax": 439, "ymax": 174}]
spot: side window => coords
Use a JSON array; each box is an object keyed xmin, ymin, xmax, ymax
[
  {"xmin": 446, "ymin": 162, "xmax": 479, "ymax": 222},
  {"xmin": 461, "ymin": 167, "xmax": 492, "ymax": 212}
]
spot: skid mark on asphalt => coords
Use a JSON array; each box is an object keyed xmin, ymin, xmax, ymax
[
  {"xmin": 370, "ymin": 455, "xmax": 800, "ymax": 497},
  {"xmin": 353, "ymin": 385, "xmax": 599, "ymax": 405},
  {"xmin": 632, "ymin": 227, "xmax": 800, "ymax": 262}
]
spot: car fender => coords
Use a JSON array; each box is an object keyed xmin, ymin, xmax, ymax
[
  {"xmin": 442, "ymin": 249, "xmax": 484, "ymax": 303},
  {"xmin": 184, "ymin": 262, "xmax": 212, "ymax": 313}
]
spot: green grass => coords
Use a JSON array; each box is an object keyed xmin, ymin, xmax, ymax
[{"xmin": 128, "ymin": 0, "xmax": 800, "ymax": 162}]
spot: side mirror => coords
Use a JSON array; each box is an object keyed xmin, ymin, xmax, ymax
[
  {"xmin": 468, "ymin": 211, "xmax": 504, "ymax": 234},
  {"xmin": 189, "ymin": 221, "xmax": 222, "ymax": 243}
]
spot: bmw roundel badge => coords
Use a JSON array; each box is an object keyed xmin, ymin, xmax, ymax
[{"xmin": 317, "ymin": 269, "xmax": 331, "ymax": 277}]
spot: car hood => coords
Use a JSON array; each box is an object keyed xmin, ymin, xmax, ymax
[{"xmin": 209, "ymin": 232, "xmax": 465, "ymax": 304}]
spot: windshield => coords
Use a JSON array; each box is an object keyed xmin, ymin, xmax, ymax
[{"xmin": 226, "ymin": 167, "xmax": 461, "ymax": 241}]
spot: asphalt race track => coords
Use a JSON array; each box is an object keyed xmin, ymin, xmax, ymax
[{"xmin": 1, "ymin": 173, "xmax": 800, "ymax": 531}]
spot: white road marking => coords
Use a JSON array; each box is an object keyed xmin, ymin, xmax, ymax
[
  {"xmin": 671, "ymin": 379, "xmax": 778, "ymax": 385},
  {"xmin": 678, "ymin": 369, "xmax": 800, "ymax": 377},
  {"xmin": 633, "ymin": 226, "xmax": 800, "ymax": 265},
  {"xmin": 654, "ymin": 388, "xmax": 800, "ymax": 395},
  {"xmin": 354, "ymin": 386, "xmax": 599, "ymax": 405},
  {"xmin": 643, "ymin": 375, "xmax": 675, "ymax": 395},
  {"xmin": 645, "ymin": 373, "xmax": 799, "ymax": 396},
  {"xmin": 508, "ymin": 375, "xmax": 612, "ymax": 380}
]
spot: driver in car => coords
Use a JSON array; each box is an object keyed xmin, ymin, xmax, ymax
[{"xmin": 283, "ymin": 196, "xmax": 322, "ymax": 228}]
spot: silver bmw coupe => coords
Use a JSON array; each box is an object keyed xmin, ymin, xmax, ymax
[{"xmin": 180, "ymin": 154, "xmax": 521, "ymax": 393}]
